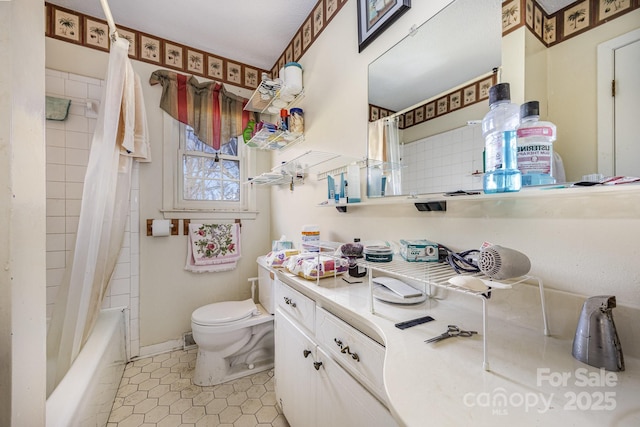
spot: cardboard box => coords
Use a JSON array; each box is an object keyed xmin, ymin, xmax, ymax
[{"xmin": 399, "ymin": 239, "xmax": 439, "ymax": 262}]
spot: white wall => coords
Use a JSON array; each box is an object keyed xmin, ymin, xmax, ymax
[
  {"xmin": 270, "ymin": 1, "xmax": 640, "ymax": 310},
  {"xmin": 0, "ymin": 0, "xmax": 46, "ymax": 425}
]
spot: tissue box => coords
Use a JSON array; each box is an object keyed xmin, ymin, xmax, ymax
[{"xmin": 399, "ymin": 239, "xmax": 439, "ymax": 262}]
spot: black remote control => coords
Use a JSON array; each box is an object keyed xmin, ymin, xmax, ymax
[{"xmin": 395, "ymin": 315, "xmax": 435, "ymax": 330}]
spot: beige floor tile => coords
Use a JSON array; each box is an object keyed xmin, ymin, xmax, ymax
[
  {"xmin": 110, "ymin": 350, "xmax": 287, "ymax": 427},
  {"xmin": 195, "ymin": 414, "xmax": 221, "ymax": 427},
  {"xmin": 182, "ymin": 406, "xmax": 206, "ymax": 423},
  {"xmin": 219, "ymin": 406, "xmax": 242, "ymax": 424}
]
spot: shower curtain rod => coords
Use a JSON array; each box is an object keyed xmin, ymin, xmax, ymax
[{"xmin": 99, "ymin": 0, "xmax": 119, "ymax": 41}]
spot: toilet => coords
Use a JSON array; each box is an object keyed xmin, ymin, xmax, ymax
[{"xmin": 191, "ymin": 259, "xmax": 275, "ymax": 386}]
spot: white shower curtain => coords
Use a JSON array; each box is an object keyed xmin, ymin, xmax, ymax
[
  {"xmin": 46, "ymin": 37, "xmax": 147, "ymax": 394},
  {"xmin": 368, "ymin": 117, "xmax": 402, "ymax": 196}
]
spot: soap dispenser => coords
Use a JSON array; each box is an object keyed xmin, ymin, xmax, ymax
[{"xmin": 572, "ymin": 295, "xmax": 624, "ymax": 372}]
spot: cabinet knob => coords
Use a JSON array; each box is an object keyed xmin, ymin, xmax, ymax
[
  {"xmin": 313, "ymin": 361, "xmax": 323, "ymax": 371},
  {"xmin": 283, "ymin": 297, "xmax": 297, "ymax": 308},
  {"xmin": 303, "ymin": 349, "xmax": 311, "ymax": 358}
]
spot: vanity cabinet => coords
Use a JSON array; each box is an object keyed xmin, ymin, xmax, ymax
[{"xmin": 274, "ymin": 278, "xmax": 398, "ymax": 427}]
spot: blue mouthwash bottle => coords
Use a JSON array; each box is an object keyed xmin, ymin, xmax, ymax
[
  {"xmin": 482, "ymin": 83, "xmax": 522, "ymax": 193},
  {"xmin": 516, "ymin": 101, "xmax": 557, "ymax": 186}
]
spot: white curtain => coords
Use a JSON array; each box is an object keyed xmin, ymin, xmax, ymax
[
  {"xmin": 46, "ymin": 37, "xmax": 147, "ymax": 395},
  {"xmin": 367, "ymin": 117, "xmax": 402, "ymax": 196}
]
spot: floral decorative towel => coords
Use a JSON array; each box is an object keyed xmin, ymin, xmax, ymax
[{"xmin": 185, "ymin": 223, "xmax": 241, "ymax": 273}]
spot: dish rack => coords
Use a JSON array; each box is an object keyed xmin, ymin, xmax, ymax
[{"xmin": 362, "ymin": 259, "xmax": 550, "ymax": 371}]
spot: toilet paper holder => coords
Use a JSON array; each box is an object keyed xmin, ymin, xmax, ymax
[{"xmin": 146, "ymin": 219, "xmax": 179, "ymax": 236}]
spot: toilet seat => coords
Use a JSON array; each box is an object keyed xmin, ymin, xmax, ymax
[{"xmin": 192, "ymin": 299, "xmax": 259, "ymax": 326}]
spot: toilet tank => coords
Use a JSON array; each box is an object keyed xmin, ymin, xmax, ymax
[{"xmin": 257, "ymin": 256, "xmax": 276, "ymax": 314}]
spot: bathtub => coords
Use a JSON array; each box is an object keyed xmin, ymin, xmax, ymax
[{"xmin": 46, "ymin": 308, "xmax": 127, "ymax": 427}]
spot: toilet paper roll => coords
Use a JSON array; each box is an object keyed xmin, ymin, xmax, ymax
[{"xmin": 152, "ymin": 219, "xmax": 171, "ymax": 237}]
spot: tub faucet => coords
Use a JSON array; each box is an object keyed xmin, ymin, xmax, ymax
[{"xmin": 572, "ymin": 295, "xmax": 624, "ymax": 372}]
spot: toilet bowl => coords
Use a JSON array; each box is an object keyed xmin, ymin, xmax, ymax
[{"xmin": 191, "ymin": 260, "xmax": 276, "ymax": 386}]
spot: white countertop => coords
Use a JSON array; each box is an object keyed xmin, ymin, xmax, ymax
[{"xmin": 273, "ymin": 266, "xmax": 640, "ymax": 427}]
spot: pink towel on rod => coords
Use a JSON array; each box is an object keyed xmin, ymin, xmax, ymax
[{"xmin": 185, "ymin": 223, "xmax": 241, "ymax": 273}]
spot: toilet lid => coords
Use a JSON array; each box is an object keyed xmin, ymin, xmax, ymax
[{"xmin": 192, "ymin": 299, "xmax": 258, "ymax": 326}]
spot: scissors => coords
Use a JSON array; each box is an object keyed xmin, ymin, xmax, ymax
[{"xmin": 425, "ymin": 325, "xmax": 477, "ymax": 344}]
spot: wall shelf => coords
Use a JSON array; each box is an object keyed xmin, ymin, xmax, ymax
[{"xmin": 245, "ymin": 128, "xmax": 304, "ymax": 151}]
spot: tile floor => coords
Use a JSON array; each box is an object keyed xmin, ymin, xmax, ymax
[{"xmin": 107, "ymin": 348, "xmax": 290, "ymax": 427}]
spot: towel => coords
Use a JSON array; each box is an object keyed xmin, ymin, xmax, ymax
[
  {"xmin": 185, "ymin": 223, "xmax": 241, "ymax": 273},
  {"xmin": 46, "ymin": 96, "xmax": 71, "ymax": 121}
]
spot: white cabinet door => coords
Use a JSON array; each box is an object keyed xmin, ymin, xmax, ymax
[
  {"xmin": 274, "ymin": 309, "xmax": 317, "ymax": 427},
  {"xmin": 316, "ymin": 347, "xmax": 399, "ymax": 427}
]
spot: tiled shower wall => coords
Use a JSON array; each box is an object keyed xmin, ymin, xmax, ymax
[
  {"xmin": 402, "ymin": 124, "xmax": 485, "ymax": 194},
  {"xmin": 45, "ymin": 68, "xmax": 140, "ymax": 359}
]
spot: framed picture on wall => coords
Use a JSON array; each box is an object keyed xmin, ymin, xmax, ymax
[
  {"xmin": 501, "ymin": 0, "xmax": 521, "ymax": 35},
  {"xmin": 313, "ymin": 1, "xmax": 325, "ymax": 38},
  {"xmin": 302, "ymin": 18, "xmax": 313, "ymax": 52},
  {"xmin": 207, "ymin": 55, "xmax": 224, "ymax": 79},
  {"xmin": 562, "ymin": 1, "xmax": 590, "ymax": 39},
  {"xmin": 139, "ymin": 33, "xmax": 161, "ymax": 64},
  {"xmin": 425, "ymin": 102, "xmax": 436, "ymax": 120},
  {"xmin": 227, "ymin": 61, "xmax": 243, "ymax": 85},
  {"xmin": 370, "ymin": 106, "xmax": 380, "ymax": 121},
  {"xmin": 285, "ymin": 44, "xmax": 293, "ymax": 63},
  {"xmin": 463, "ymin": 84, "xmax": 477, "ymax": 106},
  {"xmin": 436, "ymin": 97, "xmax": 448, "ymax": 116},
  {"xmin": 405, "ymin": 110, "xmax": 414, "ymax": 127},
  {"xmin": 164, "ymin": 42, "xmax": 184, "ymax": 70},
  {"xmin": 84, "ymin": 17, "xmax": 109, "ymax": 51},
  {"xmin": 52, "ymin": 7, "xmax": 82, "ymax": 44},
  {"xmin": 186, "ymin": 50, "xmax": 205, "ymax": 75},
  {"xmin": 293, "ymin": 31, "xmax": 303, "ymax": 60},
  {"xmin": 414, "ymin": 106, "xmax": 424, "ymax": 123},
  {"xmin": 357, "ymin": 0, "xmax": 411, "ymax": 52},
  {"xmin": 244, "ymin": 66, "xmax": 259, "ymax": 89},
  {"xmin": 478, "ymin": 75, "xmax": 495, "ymax": 100},
  {"xmin": 326, "ymin": 0, "xmax": 339, "ymax": 23},
  {"xmin": 598, "ymin": 0, "xmax": 631, "ymax": 22},
  {"xmin": 543, "ymin": 16, "xmax": 557, "ymax": 45},
  {"xmin": 449, "ymin": 91, "xmax": 462, "ymax": 111}
]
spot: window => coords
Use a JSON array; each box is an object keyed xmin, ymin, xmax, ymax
[
  {"xmin": 180, "ymin": 126, "xmax": 241, "ymax": 203},
  {"xmin": 161, "ymin": 114, "xmax": 257, "ymax": 218}
]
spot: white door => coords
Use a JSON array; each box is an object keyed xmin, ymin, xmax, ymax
[
  {"xmin": 274, "ymin": 310, "xmax": 317, "ymax": 427},
  {"xmin": 597, "ymin": 29, "xmax": 640, "ymax": 176},
  {"xmin": 613, "ymin": 38, "xmax": 640, "ymax": 176},
  {"xmin": 316, "ymin": 347, "xmax": 399, "ymax": 427}
]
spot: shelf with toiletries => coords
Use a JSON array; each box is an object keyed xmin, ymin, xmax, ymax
[
  {"xmin": 361, "ymin": 258, "xmax": 549, "ymax": 371},
  {"xmin": 317, "ymin": 181, "xmax": 640, "ymax": 212},
  {"xmin": 246, "ymin": 150, "xmax": 349, "ymax": 189},
  {"xmin": 244, "ymin": 127, "xmax": 304, "ymax": 151}
]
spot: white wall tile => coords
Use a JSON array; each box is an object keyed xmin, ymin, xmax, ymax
[
  {"xmin": 65, "ymin": 131, "xmax": 90, "ymax": 150},
  {"xmin": 69, "ymin": 73, "xmax": 102, "ymax": 86},
  {"xmin": 65, "ymin": 148, "xmax": 89, "ymax": 166},
  {"xmin": 65, "ymin": 199, "xmax": 81, "ymax": 216},
  {"xmin": 46, "ymin": 234, "xmax": 66, "ymax": 252},
  {"xmin": 46, "ymin": 128, "xmax": 66, "ymax": 148},
  {"xmin": 45, "ymin": 76, "xmax": 65, "ymax": 96},
  {"xmin": 112, "ymin": 262, "xmax": 131, "ymax": 280},
  {"xmin": 45, "ymin": 119, "xmax": 65, "ymax": 131},
  {"xmin": 65, "ymin": 233, "xmax": 77, "ymax": 250},
  {"xmin": 46, "ymin": 163, "xmax": 65, "ymax": 182},
  {"xmin": 46, "ymin": 251, "xmax": 66, "ymax": 269},
  {"xmin": 109, "ymin": 278, "xmax": 131, "ymax": 296},
  {"xmin": 46, "ymin": 268, "xmax": 66, "ymax": 287},
  {"xmin": 46, "ymin": 146, "xmax": 65, "ymax": 164},
  {"xmin": 130, "ymin": 297, "xmax": 139, "ymax": 320},
  {"xmin": 46, "ymin": 181, "xmax": 65, "ymax": 199},
  {"xmin": 117, "ymin": 247, "xmax": 131, "ymax": 264},
  {"xmin": 46, "ymin": 217, "xmax": 66, "ymax": 234},
  {"xmin": 65, "ymin": 165, "xmax": 87, "ymax": 182},
  {"xmin": 64, "ymin": 114, "xmax": 88, "ymax": 133},
  {"xmin": 130, "ymin": 274, "xmax": 139, "ymax": 298},
  {"xmin": 46, "ymin": 199, "xmax": 65, "ymax": 217},
  {"xmin": 64, "ymin": 79, "xmax": 88, "ymax": 99},
  {"xmin": 65, "ymin": 216, "xmax": 79, "ymax": 234},
  {"xmin": 87, "ymin": 84, "xmax": 103, "ymax": 100},
  {"xmin": 65, "ymin": 182, "xmax": 83, "ymax": 199},
  {"xmin": 110, "ymin": 294, "xmax": 130, "ymax": 309}
]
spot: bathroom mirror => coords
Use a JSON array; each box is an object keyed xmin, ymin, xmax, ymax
[
  {"xmin": 367, "ymin": 0, "xmax": 501, "ymax": 197},
  {"xmin": 367, "ymin": 0, "xmax": 636, "ymax": 197}
]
